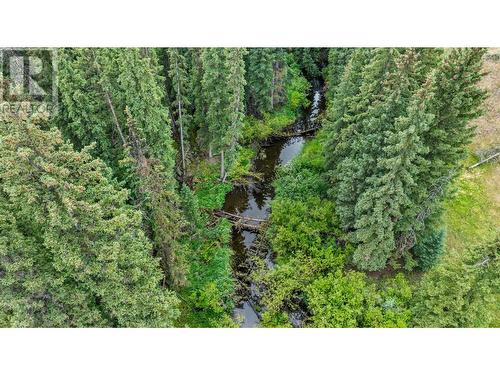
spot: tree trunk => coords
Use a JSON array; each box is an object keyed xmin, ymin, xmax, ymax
[
  {"xmin": 271, "ymin": 62, "xmax": 275, "ymax": 110},
  {"xmin": 209, "ymin": 144, "xmax": 213, "ymax": 159},
  {"xmin": 220, "ymin": 149, "xmax": 226, "ymax": 181},
  {"xmin": 468, "ymin": 151, "xmax": 500, "ymax": 169},
  {"xmin": 176, "ymin": 78, "xmax": 186, "ymax": 174}
]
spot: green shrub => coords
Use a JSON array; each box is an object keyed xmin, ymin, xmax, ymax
[
  {"xmin": 363, "ymin": 273, "xmax": 413, "ymax": 328},
  {"xmin": 268, "ymin": 197, "xmax": 338, "ymax": 259},
  {"xmin": 306, "ymin": 270, "xmax": 367, "ymax": 327},
  {"xmin": 305, "ymin": 271, "xmax": 413, "ymax": 328}
]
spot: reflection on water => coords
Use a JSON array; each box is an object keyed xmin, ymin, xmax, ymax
[{"xmin": 225, "ymin": 88, "xmax": 322, "ymax": 327}]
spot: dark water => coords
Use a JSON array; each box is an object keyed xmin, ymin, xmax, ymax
[{"xmin": 224, "ymin": 87, "xmax": 322, "ymax": 327}]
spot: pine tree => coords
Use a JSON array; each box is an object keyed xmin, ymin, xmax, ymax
[
  {"xmin": 0, "ymin": 114, "xmax": 179, "ymax": 327},
  {"xmin": 323, "ymin": 48, "xmax": 485, "ymax": 271},
  {"xmin": 323, "ymin": 48, "xmax": 372, "ymax": 177},
  {"xmin": 299, "ymin": 48, "xmax": 321, "ymax": 80},
  {"xmin": 245, "ymin": 48, "xmax": 274, "ymax": 116},
  {"xmin": 352, "ymin": 86, "xmax": 433, "ymax": 270},
  {"xmin": 167, "ymin": 48, "xmax": 191, "ymax": 175}
]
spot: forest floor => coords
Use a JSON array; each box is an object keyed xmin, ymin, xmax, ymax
[{"xmin": 444, "ymin": 48, "xmax": 500, "ymax": 259}]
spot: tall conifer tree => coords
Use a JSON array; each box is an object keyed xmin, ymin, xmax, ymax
[
  {"xmin": 223, "ymin": 48, "xmax": 247, "ymax": 180},
  {"xmin": 168, "ymin": 48, "xmax": 191, "ymax": 174},
  {"xmin": 0, "ymin": 115, "xmax": 179, "ymax": 327},
  {"xmin": 57, "ymin": 48, "xmax": 184, "ymax": 286},
  {"xmin": 325, "ymin": 48, "xmax": 354, "ymax": 101},
  {"xmin": 245, "ymin": 48, "xmax": 274, "ymax": 116}
]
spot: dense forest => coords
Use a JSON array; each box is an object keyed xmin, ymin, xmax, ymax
[{"xmin": 0, "ymin": 48, "xmax": 498, "ymax": 327}]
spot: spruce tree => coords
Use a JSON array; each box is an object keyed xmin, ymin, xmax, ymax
[
  {"xmin": 323, "ymin": 48, "xmax": 372, "ymax": 177},
  {"xmin": 245, "ymin": 48, "xmax": 274, "ymax": 116},
  {"xmin": 299, "ymin": 48, "xmax": 321, "ymax": 80},
  {"xmin": 330, "ymin": 48, "xmax": 396, "ymax": 231},
  {"xmin": 0, "ymin": 115, "xmax": 179, "ymax": 327},
  {"xmin": 187, "ymin": 48, "xmax": 206, "ymax": 150},
  {"xmin": 352, "ymin": 86, "xmax": 433, "ymax": 270},
  {"xmin": 223, "ymin": 48, "xmax": 247, "ymax": 180},
  {"xmin": 323, "ymin": 48, "xmax": 485, "ymax": 271},
  {"xmin": 325, "ymin": 48, "xmax": 354, "ymax": 101},
  {"xmin": 168, "ymin": 48, "xmax": 191, "ymax": 174},
  {"xmin": 419, "ymin": 48, "xmax": 486, "ymax": 201},
  {"xmin": 201, "ymin": 48, "xmax": 228, "ymax": 162},
  {"xmin": 57, "ymin": 48, "xmax": 184, "ymax": 286}
]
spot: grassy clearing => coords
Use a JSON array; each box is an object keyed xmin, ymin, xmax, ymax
[
  {"xmin": 444, "ymin": 162, "xmax": 500, "ymax": 259},
  {"xmin": 444, "ymin": 49, "xmax": 500, "ymax": 258}
]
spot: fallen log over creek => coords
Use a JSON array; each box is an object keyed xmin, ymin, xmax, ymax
[{"xmin": 214, "ymin": 210, "xmax": 267, "ymax": 232}]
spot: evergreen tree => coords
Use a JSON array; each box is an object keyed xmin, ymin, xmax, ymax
[
  {"xmin": 349, "ymin": 50, "xmax": 434, "ymax": 270},
  {"xmin": 201, "ymin": 48, "xmax": 227, "ymax": 160},
  {"xmin": 223, "ymin": 48, "xmax": 247, "ymax": 180},
  {"xmin": 299, "ymin": 48, "xmax": 321, "ymax": 80},
  {"xmin": 200, "ymin": 48, "xmax": 246, "ymax": 180},
  {"xmin": 245, "ymin": 48, "xmax": 274, "ymax": 116},
  {"xmin": 329, "ymin": 48, "xmax": 396, "ymax": 231},
  {"xmin": 0, "ymin": 115, "xmax": 179, "ymax": 327},
  {"xmin": 412, "ymin": 236, "xmax": 499, "ymax": 327},
  {"xmin": 413, "ymin": 225, "xmax": 446, "ymax": 271},
  {"xmin": 418, "ymin": 48, "xmax": 487, "ymax": 209},
  {"xmin": 323, "ymin": 48, "xmax": 485, "ymax": 271},
  {"xmin": 352, "ymin": 85, "xmax": 433, "ymax": 270},
  {"xmin": 325, "ymin": 48, "xmax": 354, "ymax": 101},
  {"xmin": 168, "ymin": 48, "xmax": 191, "ymax": 174},
  {"xmin": 393, "ymin": 49, "xmax": 486, "ymax": 263},
  {"xmin": 57, "ymin": 48, "xmax": 184, "ymax": 286},
  {"xmin": 187, "ymin": 48, "xmax": 206, "ymax": 150},
  {"xmin": 323, "ymin": 48, "xmax": 372, "ymax": 177}
]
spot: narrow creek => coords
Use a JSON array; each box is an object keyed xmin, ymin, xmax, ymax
[{"xmin": 223, "ymin": 84, "xmax": 323, "ymax": 327}]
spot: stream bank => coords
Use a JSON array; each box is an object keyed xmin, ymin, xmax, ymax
[{"xmin": 223, "ymin": 84, "xmax": 323, "ymax": 327}]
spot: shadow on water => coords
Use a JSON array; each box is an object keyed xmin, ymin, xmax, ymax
[{"xmin": 224, "ymin": 84, "xmax": 323, "ymax": 327}]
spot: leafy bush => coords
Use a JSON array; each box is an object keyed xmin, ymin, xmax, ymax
[
  {"xmin": 305, "ymin": 270, "xmax": 367, "ymax": 327},
  {"xmin": 192, "ymin": 160, "xmax": 232, "ymax": 210},
  {"xmin": 227, "ymin": 146, "xmax": 257, "ymax": 183},
  {"xmin": 179, "ymin": 212, "xmax": 236, "ymax": 327},
  {"xmin": 363, "ymin": 274, "xmax": 413, "ymax": 328},
  {"xmin": 268, "ymin": 197, "xmax": 338, "ymax": 259},
  {"xmin": 286, "ymin": 69, "xmax": 310, "ymax": 112},
  {"xmin": 274, "ymin": 138, "xmax": 328, "ymax": 200},
  {"xmin": 304, "ymin": 271, "xmax": 413, "ymax": 328}
]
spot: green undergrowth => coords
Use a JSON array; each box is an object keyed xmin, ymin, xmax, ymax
[
  {"xmin": 179, "ymin": 56, "xmax": 313, "ymax": 327},
  {"xmin": 177, "ymin": 159, "xmax": 234, "ymax": 327},
  {"xmin": 255, "ymin": 134, "xmax": 414, "ymax": 328},
  {"xmin": 241, "ymin": 57, "xmax": 311, "ymax": 145},
  {"xmin": 227, "ymin": 146, "xmax": 258, "ymax": 183},
  {"xmin": 176, "ymin": 184, "xmax": 236, "ymax": 327},
  {"xmin": 192, "ymin": 159, "xmax": 232, "ymax": 210}
]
